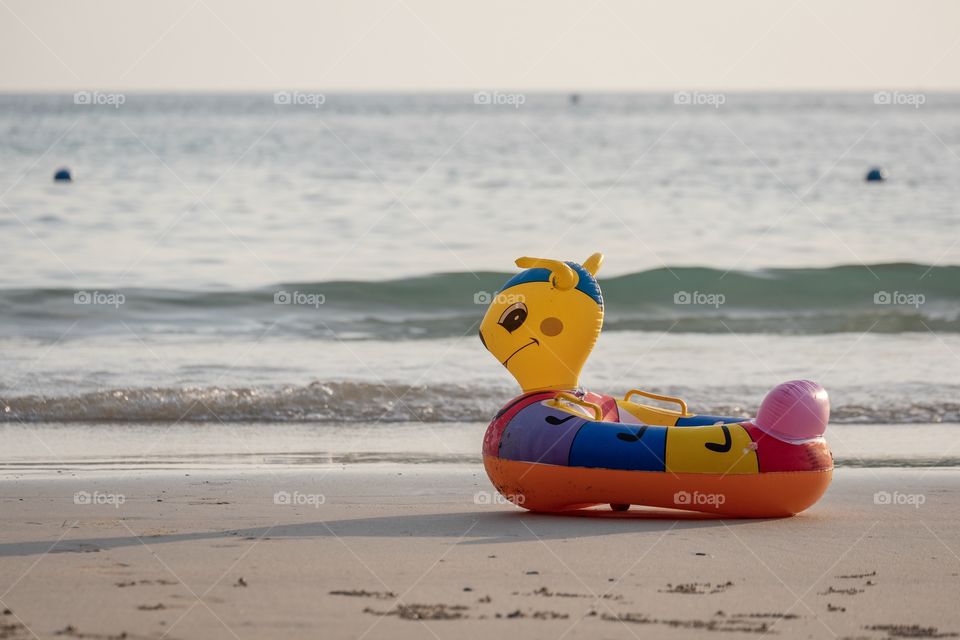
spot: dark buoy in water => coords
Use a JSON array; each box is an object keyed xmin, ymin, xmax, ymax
[
  {"xmin": 53, "ymin": 167, "xmax": 72, "ymax": 182},
  {"xmin": 569, "ymin": 93, "xmax": 580, "ymax": 105},
  {"xmin": 865, "ymin": 167, "xmax": 887, "ymax": 182}
]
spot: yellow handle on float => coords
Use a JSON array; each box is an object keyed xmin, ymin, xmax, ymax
[
  {"xmin": 623, "ymin": 389, "xmax": 690, "ymax": 416},
  {"xmin": 546, "ymin": 392, "xmax": 603, "ymax": 421}
]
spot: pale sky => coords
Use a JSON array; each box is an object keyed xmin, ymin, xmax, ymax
[{"xmin": 1, "ymin": 0, "xmax": 958, "ymax": 92}]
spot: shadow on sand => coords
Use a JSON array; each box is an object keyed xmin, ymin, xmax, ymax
[{"xmin": 0, "ymin": 508, "xmax": 775, "ymax": 558}]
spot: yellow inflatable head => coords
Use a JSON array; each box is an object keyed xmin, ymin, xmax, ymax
[{"xmin": 479, "ymin": 253, "xmax": 604, "ymax": 392}]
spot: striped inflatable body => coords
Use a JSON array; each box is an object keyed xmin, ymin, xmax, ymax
[{"xmin": 483, "ymin": 388, "xmax": 833, "ymax": 517}]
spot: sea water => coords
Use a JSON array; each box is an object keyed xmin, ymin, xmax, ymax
[{"xmin": 1, "ymin": 93, "xmax": 958, "ymax": 468}]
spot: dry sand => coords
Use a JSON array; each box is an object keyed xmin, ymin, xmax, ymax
[{"xmin": 1, "ymin": 466, "xmax": 958, "ymax": 639}]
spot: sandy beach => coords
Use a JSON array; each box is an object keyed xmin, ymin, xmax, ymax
[{"xmin": 1, "ymin": 465, "xmax": 958, "ymax": 639}]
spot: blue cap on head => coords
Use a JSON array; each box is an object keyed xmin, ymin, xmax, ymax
[{"xmin": 499, "ymin": 261, "xmax": 603, "ymax": 307}]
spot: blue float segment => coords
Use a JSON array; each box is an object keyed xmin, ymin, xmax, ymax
[
  {"xmin": 675, "ymin": 415, "xmax": 741, "ymax": 427},
  {"xmin": 569, "ymin": 421, "xmax": 667, "ymax": 471}
]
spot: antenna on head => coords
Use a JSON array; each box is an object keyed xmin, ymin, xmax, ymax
[
  {"xmin": 515, "ymin": 256, "xmax": 578, "ymax": 290},
  {"xmin": 582, "ymin": 253, "xmax": 603, "ymax": 276}
]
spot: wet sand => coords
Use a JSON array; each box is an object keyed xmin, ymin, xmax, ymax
[{"xmin": 0, "ymin": 466, "xmax": 958, "ymax": 639}]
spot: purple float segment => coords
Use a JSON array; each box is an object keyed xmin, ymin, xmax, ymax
[{"xmin": 498, "ymin": 400, "xmax": 587, "ymax": 466}]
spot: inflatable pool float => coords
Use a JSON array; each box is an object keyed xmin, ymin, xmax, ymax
[{"xmin": 478, "ymin": 254, "xmax": 833, "ymax": 517}]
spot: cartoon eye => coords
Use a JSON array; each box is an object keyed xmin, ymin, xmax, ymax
[{"xmin": 498, "ymin": 302, "xmax": 528, "ymax": 333}]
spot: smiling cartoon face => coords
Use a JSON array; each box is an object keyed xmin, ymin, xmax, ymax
[{"xmin": 479, "ymin": 254, "xmax": 604, "ymax": 392}]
